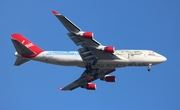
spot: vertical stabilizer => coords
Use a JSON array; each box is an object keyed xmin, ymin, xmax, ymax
[
  {"xmin": 11, "ymin": 34, "xmax": 43, "ymax": 54},
  {"xmin": 11, "ymin": 33, "xmax": 43, "ymax": 66}
]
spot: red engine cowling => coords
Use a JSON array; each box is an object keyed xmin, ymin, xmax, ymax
[
  {"xmin": 86, "ymin": 83, "xmax": 96, "ymax": 90},
  {"xmin": 101, "ymin": 75, "xmax": 116, "ymax": 82},
  {"xmin": 104, "ymin": 46, "xmax": 115, "ymax": 53},
  {"xmin": 83, "ymin": 32, "xmax": 93, "ymax": 39}
]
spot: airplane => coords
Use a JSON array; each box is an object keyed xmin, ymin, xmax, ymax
[{"xmin": 11, "ymin": 10, "xmax": 167, "ymax": 91}]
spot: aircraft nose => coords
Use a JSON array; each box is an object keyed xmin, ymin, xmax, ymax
[
  {"xmin": 158, "ymin": 55, "xmax": 167, "ymax": 63},
  {"xmin": 155, "ymin": 52, "xmax": 167, "ymax": 63},
  {"xmin": 161, "ymin": 56, "xmax": 167, "ymax": 62}
]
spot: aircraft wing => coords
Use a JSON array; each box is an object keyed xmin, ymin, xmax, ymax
[
  {"xmin": 52, "ymin": 10, "xmax": 101, "ymax": 47},
  {"xmin": 52, "ymin": 10, "xmax": 119, "ymax": 61},
  {"xmin": 59, "ymin": 69, "xmax": 115, "ymax": 91},
  {"xmin": 52, "ymin": 10, "xmax": 81, "ymax": 33}
]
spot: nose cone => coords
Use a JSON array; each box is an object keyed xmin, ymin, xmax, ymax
[
  {"xmin": 161, "ymin": 56, "xmax": 167, "ymax": 62},
  {"xmin": 157, "ymin": 55, "xmax": 167, "ymax": 63}
]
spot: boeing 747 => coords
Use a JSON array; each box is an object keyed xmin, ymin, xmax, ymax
[{"xmin": 11, "ymin": 10, "xmax": 167, "ymax": 91}]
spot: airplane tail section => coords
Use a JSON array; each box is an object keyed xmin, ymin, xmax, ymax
[
  {"xmin": 11, "ymin": 33, "xmax": 43, "ymax": 54},
  {"xmin": 11, "ymin": 33, "xmax": 43, "ymax": 66}
]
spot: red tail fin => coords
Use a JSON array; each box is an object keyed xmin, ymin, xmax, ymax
[{"xmin": 11, "ymin": 33, "xmax": 43, "ymax": 54}]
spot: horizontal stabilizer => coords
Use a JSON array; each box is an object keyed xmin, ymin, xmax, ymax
[
  {"xmin": 14, "ymin": 57, "xmax": 30, "ymax": 66},
  {"xmin": 11, "ymin": 39, "xmax": 34, "ymax": 54}
]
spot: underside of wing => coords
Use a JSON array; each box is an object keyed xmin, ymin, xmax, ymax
[
  {"xmin": 78, "ymin": 47, "xmax": 119, "ymax": 62},
  {"xmin": 67, "ymin": 32, "xmax": 101, "ymax": 47},
  {"xmin": 52, "ymin": 10, "xmax": 101, "ymax": 47},
  {"xmin": 60, "ymin": 69, "xmax": 115, "ymax": 91},
  {"xmin": 52, "ymin": 10, "xmax": 81, "ymax": 33}
]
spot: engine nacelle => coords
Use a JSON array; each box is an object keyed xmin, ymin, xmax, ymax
[
  {"xmin": 82, "ymin": 32, "xmax": 93, "ymax": 39},
  {"xmin": 86, "ymin": 83, "xmax": 96, "ymax": 90},
  {"xmin": 101, "ymin": 75, "xmax": 116, "ymax": 82},
  {"xmin": 104, "ymin": 46, "xmax": 115, "ymax": 53}
]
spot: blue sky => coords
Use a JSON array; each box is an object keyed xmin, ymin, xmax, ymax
[{"xmin": 1, "ymin": 0, "xmax": 180, "ymax": 110}]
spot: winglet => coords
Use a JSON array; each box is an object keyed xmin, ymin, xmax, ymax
[
  {"xmin": 58, "ymin": 86, "xmax": 62, "ymax": 90},
  {"xmin": 52, "ymin": 10, "xmax": 60, "ymax": 15}
]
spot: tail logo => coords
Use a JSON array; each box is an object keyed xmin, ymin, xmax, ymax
[
  {"xmin": 22, "ymin": 40, "xmax": 25, "ymax": 44},
  {"xmin": 25, "ymin": 42, "xmax": 34, "ymax": 48}
]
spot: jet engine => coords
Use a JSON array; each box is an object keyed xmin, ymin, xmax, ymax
[
  {"xmin": 82, "ymin": 32, "xmax": 93, "ymax": 39},
  {"xmin": 86, "ymin": 83, "xmax": 96, "ymax": 90},
  {"xmin": 100, "ymin": 75, "xmax": 116, "ymax": 82},
  {"xmin": 104, "ymin": 46, "xmax": 115, "ymax": 53}
]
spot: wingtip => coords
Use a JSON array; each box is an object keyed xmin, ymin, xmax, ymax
[
  {"xmin": 58, "ymin": 86, "xmax": 62, "ymax": 90},
  {"xmin": 52, "ymin": 10, "xmax": 60, "ymax": 15}
]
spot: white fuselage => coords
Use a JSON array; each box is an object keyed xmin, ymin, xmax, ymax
[{"xmin": 19, "ymin": 50, "xmax": 166, "ymax": 69}]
